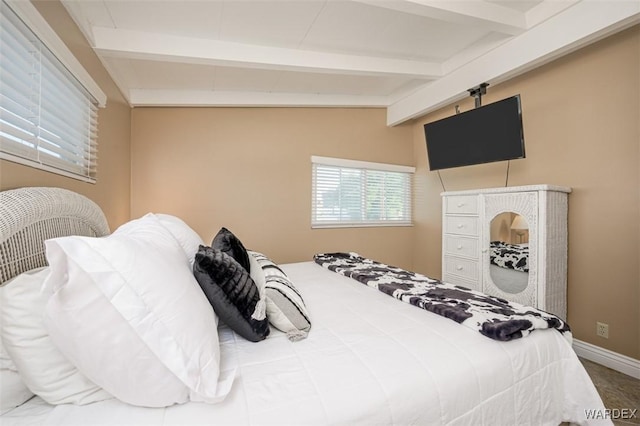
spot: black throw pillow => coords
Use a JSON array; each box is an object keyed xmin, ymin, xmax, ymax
[
  {"xmin": 193, "ymin": 245, "xmax": 269, "ymax": 342},
  {"xmin": 212, "ymin": 227, "xmax": 251, "ymax": 272}
]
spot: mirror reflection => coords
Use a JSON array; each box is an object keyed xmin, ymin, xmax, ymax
[{"xmin": 489, "ymin": 212, "xmax": 529, "ymax": 294}]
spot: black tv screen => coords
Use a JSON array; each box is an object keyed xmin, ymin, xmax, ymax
[{"xmin": 424, "ymin": 95, "xmax": 525, "ymax": 171}]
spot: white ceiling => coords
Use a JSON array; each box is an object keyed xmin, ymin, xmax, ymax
[{"xmin": 61, "ymin": 0, "xmax": 640, "ymax": 125}]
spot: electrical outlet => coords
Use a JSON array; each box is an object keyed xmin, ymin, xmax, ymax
[{"xmin": 596, "ymin": 322, "xmax": 609, "ymax": 338}]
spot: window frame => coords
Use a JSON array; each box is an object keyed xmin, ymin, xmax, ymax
[
  {"xmin": 0, "ymin": 0, "xmax": 106, "ymax": 183},
  {"xmin": 311, "ymin": 155, "xmax": 415, "ymax": 229}
]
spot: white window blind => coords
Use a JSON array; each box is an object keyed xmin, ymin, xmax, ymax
[
  {"xmin": 311, "ymin": 156, "xmax": 415, "ymax": 228},
  {"xmin": 0, "ymin": 1, "xmax": 103, "ymax": 183}
]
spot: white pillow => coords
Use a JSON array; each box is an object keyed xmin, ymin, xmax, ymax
[
  {"xmin": 247, "ymin": 251, "xmax": 267, "ymax": 321},
  {"xmin": 0, "ymin": 268, "xmax": 111, "ymax": 406},
  {"xmin": 150, "ymin": 213, "xmax": 204, "ymax": 266},
  {"xmin": 249, "ymin": 252, "xmax": 311, "ymax": 341},
  {"xmin": 0, "ymin": 370, "xmax": 34, "ymax": 414},
  {"xmin": 0, "ymin": 329, "xmax": 33, "ymax": 414},
  {"xmin": 43, "ymin": 215, "xmax": 230, "ymax": 408},
  {"xmin": 0, "ymin": 333, "xmax": 18, "ymax": 371}
]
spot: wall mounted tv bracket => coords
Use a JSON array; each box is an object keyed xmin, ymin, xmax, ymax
[{"xmin": 468, "ymin": 83, "xmax": 490, "ymax": 108}]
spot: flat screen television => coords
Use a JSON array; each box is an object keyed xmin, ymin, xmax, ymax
[{"xmin": 424, "ymin": 94, "xmax": 525, "ymax": 171}]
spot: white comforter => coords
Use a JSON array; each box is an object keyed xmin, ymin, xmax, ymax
[{"xmin": 2, "ymin": 262, "xmax": 608, "ymax": 426}]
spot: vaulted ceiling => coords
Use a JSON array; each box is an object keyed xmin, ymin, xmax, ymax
[{"xmin": 61, "ymin": 0, "xmax": 639, "ymax": 125}]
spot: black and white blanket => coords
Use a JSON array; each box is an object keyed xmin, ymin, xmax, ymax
[
  {"xmin": 490, "ymin": 241, "xmax": 529, "ymax": 272},
  {"xmin": 313, "ymin": 252, "xmax": 570, "ymax": 342}
]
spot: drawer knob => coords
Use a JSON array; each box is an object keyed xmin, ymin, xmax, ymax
[
  {"xmin": 457, "ymin": 224, "xmax": 464, "ymax": 229},
  {"xmin": 456, "ymin": 265, "xmax": 463, "ymax": 271},
  {"xmin": 457, "ymin": 202, "xmax": 465, "ymax": 207},
  {"xmin": 457, "ymin": 244, "xmax": 463, "ymax": 250}
]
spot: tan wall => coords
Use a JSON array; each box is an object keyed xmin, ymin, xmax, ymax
[
  {"xmin": 0, "ymin": 1, "xmax": 131, "ymax": 230},
  {"xmin": 131, "ymin": 107, "xmax": 414, "ymax": 268},
  {"xmin": 412, "ymin": 26, "xmax": 640, "ymax": 359}
]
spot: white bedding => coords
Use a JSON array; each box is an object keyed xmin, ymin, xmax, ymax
[{"xmin": 1, "ymin": 261, "xmax": 608, "ymax": 426}]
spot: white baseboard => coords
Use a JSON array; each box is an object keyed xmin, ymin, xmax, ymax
[{"xmin": 573, "ymin": 339, "xmax": 640, "ymax": 379}]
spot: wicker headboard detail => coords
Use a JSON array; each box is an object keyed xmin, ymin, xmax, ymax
[{"xmin": 0, "ymin": 187, "xmax": 110, "ymax": 284}]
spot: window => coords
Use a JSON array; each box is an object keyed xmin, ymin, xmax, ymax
[
  {"xmin": 0, "ymin": 0, "xmax": 106, "ymax": 183},
  {"xmin": 311, "ymin": 156, "xmax": 414, "ymax": 228}
]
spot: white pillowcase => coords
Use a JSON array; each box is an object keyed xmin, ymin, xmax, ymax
[
  {"xmin": 43, "ymin": 214, "xmax": 231, "ymax": 408},
  {"xmin": 0, "ymin": 370, "xmax": 34, "ymax": 414},
  {"xmin": 151, "ymin": 213, "xmax": 204, "ymax": 266},
  {"xmin": 0, "ymin": 334, "xmax": 18, "ymax": 371},
  {"xmin": 249, "ymin": 252, "xmax": 311, "ymax": 341},
  {"xmin": 1, "ymin": 331, "xmax": 33, "ymax": 414},
  {"xmin": 0, "ymin": 268, "xmax": 111, "ymax": 407},
  {"xmin": 247, "ymin": 251, "xmax": 267, "ymax": 321}
]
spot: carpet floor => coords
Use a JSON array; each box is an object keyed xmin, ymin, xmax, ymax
[{"xmin": 579, "ymin": 357, "xmax": 639, "ymax": 425}]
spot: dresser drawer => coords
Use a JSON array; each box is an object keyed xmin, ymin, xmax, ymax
[
  {"xmin": 445, "ymin": 195, "xmax": 478, "ymax": 215},
  {"xmin": 444, "ymin": 216, "xmax": 478, "ymax": 236},
  {"xmin": 444, "ymin": 235, "xmax": 478, "ymax": 258},
  {"xmin": 442, "ymin": 272, "xmax": 480, "ymax": 292},
  {"xmin": 443, "ymin": 256, "xmax": 479, "ymax": 281}
]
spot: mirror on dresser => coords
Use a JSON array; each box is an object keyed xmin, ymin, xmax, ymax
[
  {"xmin": 488, "ymin": 212, "xmax": 529, "ymax": 295},
  {"xmin": 441, "ymin": 185, "xmax": 571, "ymax": 320},
  {"xmin": 480, "ymin": 191, "xmax": 539, "ymax": 310}
]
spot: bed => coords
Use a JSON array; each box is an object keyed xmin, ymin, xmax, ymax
[{"xmin": 0, "ymin": 187, "xmax": 610, "ymax": 426}]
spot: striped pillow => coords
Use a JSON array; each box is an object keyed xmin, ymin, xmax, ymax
[{"xmin": 249, "ymin": 252, "xmax": 311, "ymax": 341}]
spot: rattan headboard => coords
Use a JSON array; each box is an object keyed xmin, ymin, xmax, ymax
[{"xmin": 0, "ymin": 187, "xmax": 110, "ymax": 284}]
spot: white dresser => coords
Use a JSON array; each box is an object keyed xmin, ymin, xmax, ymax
[
  {"xmin": 442, "ymin": 194, "xmax": 481, "ymax": 290},
  {"xmin": 441, "ymin": 185, "xmax": 571, "ymax": 319}
]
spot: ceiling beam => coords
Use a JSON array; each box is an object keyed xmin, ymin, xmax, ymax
[
  {"xmin": 352, "ymin": 0, "xmax": 527, "ymax": 35},
  {"xmin": 387, "ymin": 1, "xmax": 640, "ymax": 126},
  {"xmin": 91, "ymin": 26, "xmax": 442, "ymax": 79},
  {"xmin": 525, "ymin": 0, "xmax": 580, "ymax": 28},
  {"xmin": 128, "ymin": 89, "xmax": 390, "ymax": 108}
]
